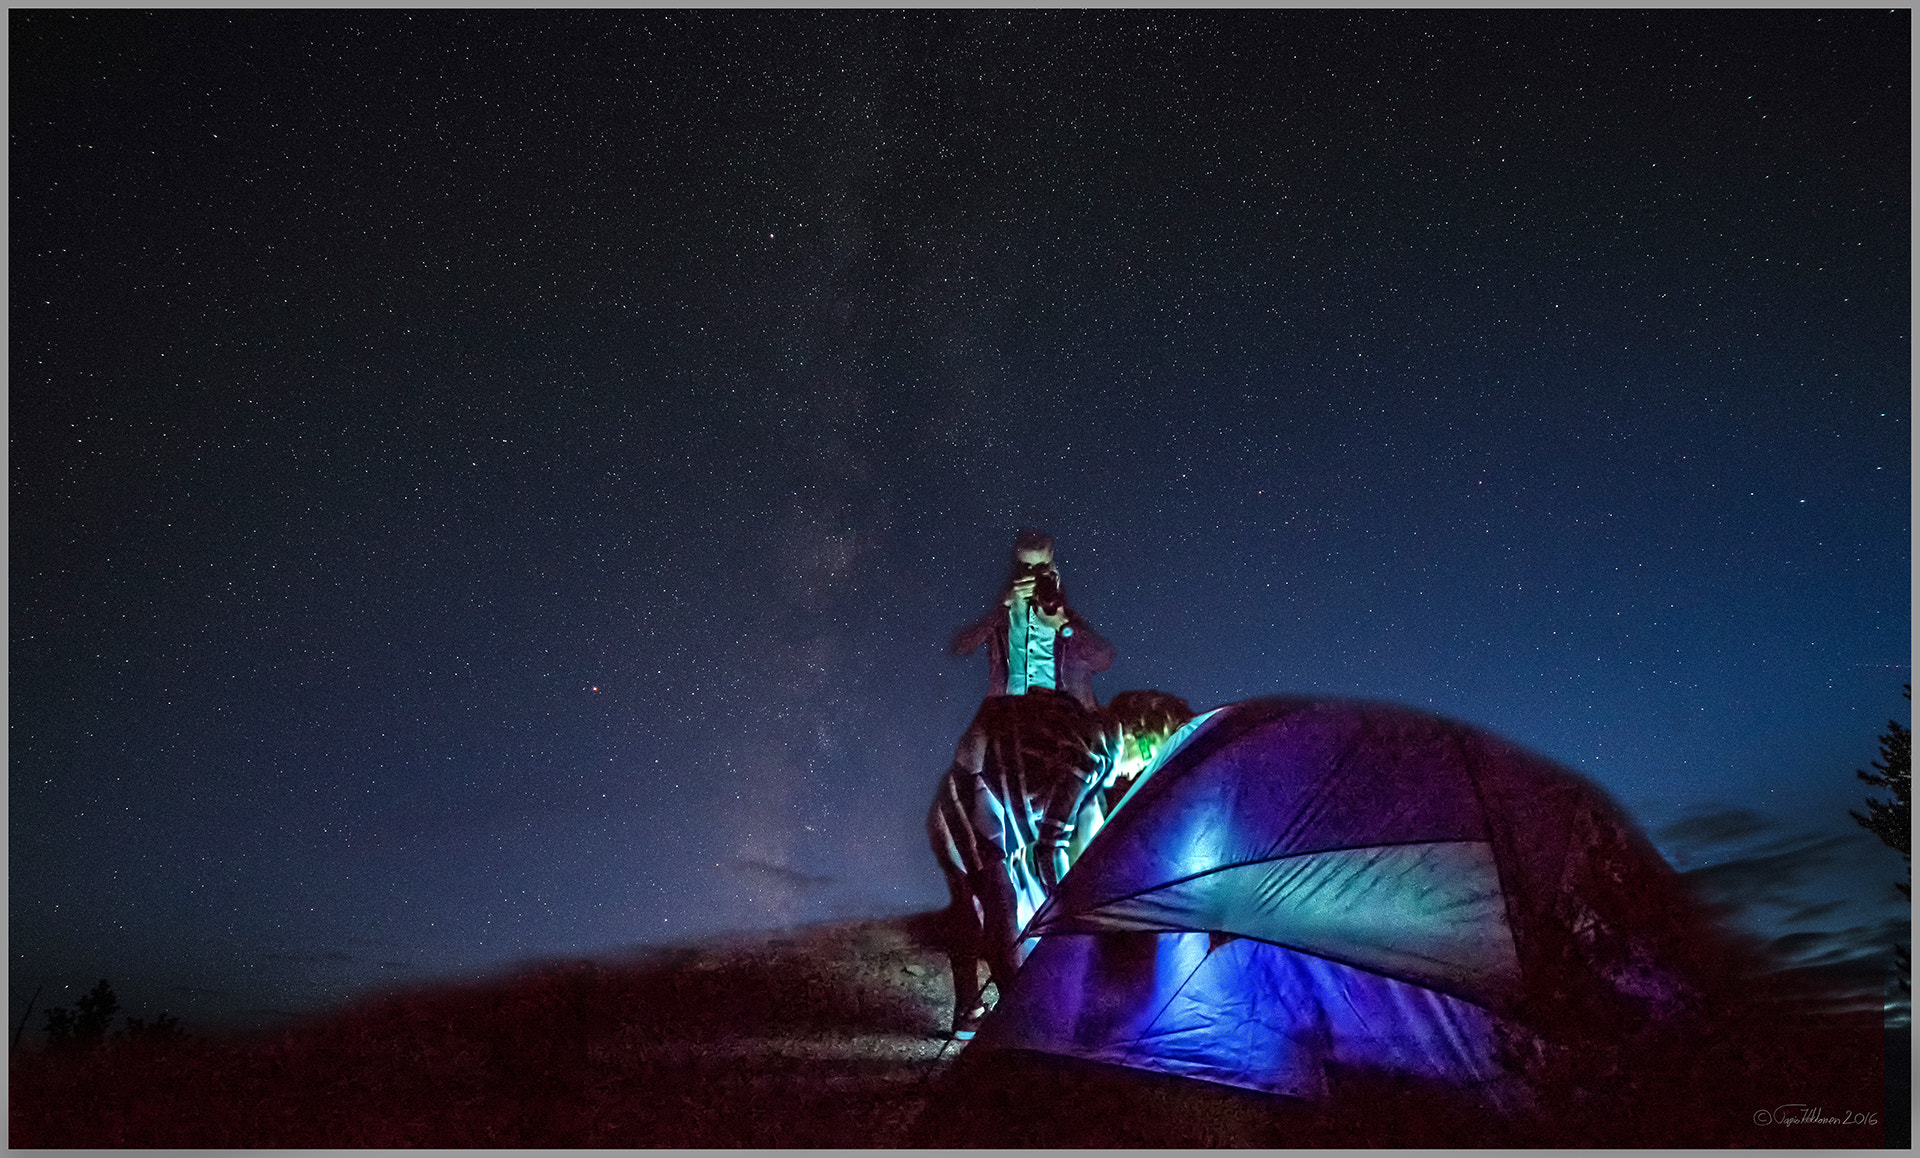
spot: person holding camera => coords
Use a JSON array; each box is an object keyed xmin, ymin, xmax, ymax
[
  {"xmin": 927, "ymin": 529, "xmax": 1119, "ymax": 1039},
  {"xmin": 948, "ymin": 528, "xmax": 1115, "ymax": 711}
]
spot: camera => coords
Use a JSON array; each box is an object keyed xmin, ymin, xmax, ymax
[{"xmin": 1019, "ymin": 562, "xmax": 1066, "ymax": 617}]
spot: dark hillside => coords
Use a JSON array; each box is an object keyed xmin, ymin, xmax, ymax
[
  {"xmin": 10, "ymin": 913, "xmax": 961, "ymax": 1148},
  {"xmin": 9, "ymin": 910, "xmax": 1898, "ymax": 1147}
]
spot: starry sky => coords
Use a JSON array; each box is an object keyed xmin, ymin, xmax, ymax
[{"xmin": 11, "ymin": 10, "xmax": 1910, "ymax": 1035}]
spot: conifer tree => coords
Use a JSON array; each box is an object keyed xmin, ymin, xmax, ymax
[{"xmin": 1850, "ymin": 686, "xmax": 1911, "ymax": 991}]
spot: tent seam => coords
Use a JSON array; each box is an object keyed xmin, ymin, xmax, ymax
[
  {"xmin": 1053, "ymin": 837, "xmax": 1497, "ymax": 916},
  {"xmin": 1453, "ymin": 725, "xmax": 1530, "ymax": 992}
]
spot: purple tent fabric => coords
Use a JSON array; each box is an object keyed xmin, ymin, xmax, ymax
[{"xmin": 973, "ymin": 696, "xmax": 1711, "ymax": 1102}]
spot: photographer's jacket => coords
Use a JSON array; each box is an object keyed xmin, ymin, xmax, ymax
[{"xmin": 950, "ymin": 596, "xmax": 1115, "ymax": 711}]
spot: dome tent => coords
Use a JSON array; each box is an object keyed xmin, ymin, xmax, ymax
[{"xmin": 967, "ymin": 696, "xmax": 1731, "ymax": 1109}]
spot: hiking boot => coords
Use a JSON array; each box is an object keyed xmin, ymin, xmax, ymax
[{"xmin": 951, "ymin": 1003, "xmax": 988, "ymax": 1041}]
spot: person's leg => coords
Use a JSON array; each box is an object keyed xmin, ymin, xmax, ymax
[
  {"xmin": 929, "ymin": 734, "xmax": 995, "ymax": 1039},
  {"xmin": 972, "ymin": 861, "xmax": 1023, "ymax": 1000},
  {"xmin": 937, "ymin": 866, "xmax": 987, "ymax": 1036}
]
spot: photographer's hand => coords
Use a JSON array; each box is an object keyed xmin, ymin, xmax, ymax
[{"xmin": 1034, "ymin": 604, "xmax": 1070, "ymax": 632}]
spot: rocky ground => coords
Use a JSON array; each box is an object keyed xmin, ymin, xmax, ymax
[{"xmin": 9, "ymin": 910, "xmax": 1906, "ymax": 1147}]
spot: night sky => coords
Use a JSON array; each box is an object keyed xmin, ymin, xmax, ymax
[{"xmin": 11, "ymin": 10, "xmax": 1909, "ymax": 1036}]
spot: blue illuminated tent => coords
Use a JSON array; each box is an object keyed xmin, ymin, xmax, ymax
[{"xmin": 970, "ymin": 696, "xmax": 1724, "ymax": 1107}]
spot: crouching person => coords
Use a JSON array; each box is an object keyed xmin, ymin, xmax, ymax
[
  {"xmin": 926, "ymin": 687, "xmax": 1106, "ymax": 1040},
  {"xmin": 1037, "ymin": 690, "xmax": 1197, "ymax": 892}
]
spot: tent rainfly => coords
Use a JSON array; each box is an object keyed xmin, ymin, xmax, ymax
[{"xmin": 972, "ymin": 696, "xmax": 1729, "ymax": 1106}]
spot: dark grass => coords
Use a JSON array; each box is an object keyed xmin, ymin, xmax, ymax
[
  {"xmin": 9, "ymin": 909, "xmax": 1899, "ymax": 1147},
  {"xmin": 9, "ymin": 913, "xmax": 959, "ymax": 1148}
]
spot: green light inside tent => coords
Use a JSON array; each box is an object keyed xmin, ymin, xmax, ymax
[{"xmin": 1105, "ymin": 707, "xmax": 1223, "ymax": 822}]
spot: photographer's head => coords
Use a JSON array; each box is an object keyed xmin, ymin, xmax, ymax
[{"xmin": 1010, "ymin": 527, "xmax": 1055, "ymax": 572}]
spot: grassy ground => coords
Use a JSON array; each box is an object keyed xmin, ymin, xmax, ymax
[
  {"xmin": 9, "ymin": 912, "xmax": 962, "ymax": 1147},
  {"xmin": 8, "ymin": 910, "xmax": 1901, "ymax": 1147}
]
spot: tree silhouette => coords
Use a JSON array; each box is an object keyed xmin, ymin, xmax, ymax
[
  {"xmin": 43, "ymin": 979, "xmax": 119, "ymax": 1049},
  {"xmin": 38, "ymin": 979, "xmax": 185, "ymax": 1049},
  {"xmin": 118, "ymin": 1011, "xmax": 185, "ymax": 1044},
  {"xmin": 1850, "ymin": 686, "xmax": 1911, "ymax": 991}
]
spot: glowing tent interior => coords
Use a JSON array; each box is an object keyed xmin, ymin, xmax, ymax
[{"xmin": 969, "ymin": 696, "xmax": 1733, "ymax": 1106}]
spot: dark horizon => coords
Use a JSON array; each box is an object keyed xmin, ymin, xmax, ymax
[{"xmin": 10, "ymin": 9, "xmax": 1909, "ymax": 1039}]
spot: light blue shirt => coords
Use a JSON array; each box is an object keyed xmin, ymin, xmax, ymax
[{"xmin": 1005, "ymin": 597, "xmax": 1058, "ymax": 696}]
